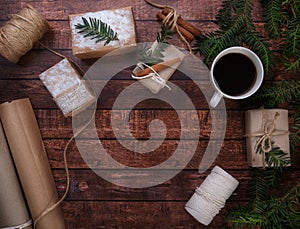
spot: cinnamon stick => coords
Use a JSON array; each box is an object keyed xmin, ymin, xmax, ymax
[
  {"xmin": 162, "ymin": 8, "xmax": 201, "ymax": 37},
  {"xmin": 156, "ymin": 12, "xmax": 194, "ymax": 42},
  {"xmin": 135, "ymin": 57, "xmax": 181, "ymax": 77}
]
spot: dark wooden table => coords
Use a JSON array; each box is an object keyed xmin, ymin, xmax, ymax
[{"xmin": 0, "ymin": 0, "xmax": 299, "ymax": 228}]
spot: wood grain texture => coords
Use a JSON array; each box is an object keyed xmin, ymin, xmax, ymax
[
  {"xmin": 27, "ymin": 109, "xmax": 244, "ymax": 139},
  {"xmin": 0, "ymin": 79, "xmax": 255, "ymax": 109},
  {"xmin": 45, "ymin": 139, "xmax": 248, "ymax": 169},
  {"xmin": 61, "ymin": 201, "xmax": 236, "ymax": 229},
  {"xmin": 54, "ymin": 169, "xmax": 300, "ymax": 201},
  {"xmin": 0, "ymin": 0, "xmax": 263, "ymax": 21},
  {"xmin": 1, "ymin": 0, "xmax": 299, "ymax": 228}
]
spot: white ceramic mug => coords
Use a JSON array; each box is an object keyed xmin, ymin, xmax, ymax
[{"xmin": 209, "ymin": 46, "xmax": 264, "ymax": 108}]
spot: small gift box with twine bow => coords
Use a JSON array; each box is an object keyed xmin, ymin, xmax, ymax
[
  {"xmin": 245, "ymin": 109, "xmax": 290, "ymax": 167},
  {"xmin": 132, "ymin": 41, "xmax": 185, "ymax": 94}
]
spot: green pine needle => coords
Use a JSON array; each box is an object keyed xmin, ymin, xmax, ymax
[
  {"xmin": 284, "ymin": 18, "xmax": 300, "ymax": 72},
  {"xmin": 251, "ymin": 80, "xmax": 300, "ymax": 108},
  {"xmin": 139, "ymin": 25, "xmax": 174, "ymax": 65},
  {"xmin": 193, "ymin": 0, "xmax": 273, "ymax": 75},
  {"xmin": 75, "ymin": 17, "xmax": 119, "ymax": 45},
  {"xmin": 261, "ymin": 0, "xmax": 286, "ymax": 39}
]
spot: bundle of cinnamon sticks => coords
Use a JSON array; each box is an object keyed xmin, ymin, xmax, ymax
[{"xmin": 157, "ymin": 7, "xmax": 201, "ymax": 42}]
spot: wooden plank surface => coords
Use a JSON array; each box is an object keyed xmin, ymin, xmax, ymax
[{"xmin": 0, "ymin": 0, "xmax": 299, "ymax": 228}]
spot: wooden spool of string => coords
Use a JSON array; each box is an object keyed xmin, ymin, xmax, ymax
[{"xmin": 0, "ymin": 5, "xmax": 49, "ymax": 63}]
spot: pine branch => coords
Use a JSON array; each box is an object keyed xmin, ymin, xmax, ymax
[
  {"xmin": 227, "ymin": 178, "xmax": 300, "ymax": 228},
  {"xmin": 261, "ymin": 0, "xmax": 286, "ymax": 39},
  {"xmin": 290, "ymin": 110, "xmax": 300, "ymax": 151},
  {"xmin": 264, "ymin": 145, "xmax": 290, "ymax": 172},
  {"xmin": 156, "ymin": 25, "xmax": 174, "ymax": 43},
  {"xmin": 242, "ymin": 31, "xmax": 272, "ymax": 75},
  {"xmin": 284, "ymin": 18, "xmax": 300, "ymax": 72},
  {"xmin": 139, "ymin": 25, "xmax": 174, "ymax": 65},
  {"xmin": 251, "ymin": 80, "xmax": 300, "ymax": 107},
  {"xmin": 75, "ymin": 17, "xmax": 118, "ymax": 45},
  {"xmin": 194, "ymin": 0, "xmax": 273, "ymax": 74},
  {"xmin": 226, "ymin": 206, "xmax": 266, "ymax": 229}
]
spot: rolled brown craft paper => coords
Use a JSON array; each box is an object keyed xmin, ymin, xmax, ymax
[
  {"xmin": 0, "ymin": 122, "xmax": 32, "ymax": 229},
  {"xmin": 135, "ymin": 57, "xmax": 181, "ymax": 77},
  {"xmin": 162, "ymin": 8, "xmax": 201, "ymax": 37},
  {"xmin": 0, "ymin": 98, "xmax": 65, "ymax": 229},
  {"xmin": 156, "ymin": 12, "xmax": 194, "ymax": 42}
]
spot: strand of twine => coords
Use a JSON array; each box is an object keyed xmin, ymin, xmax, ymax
[
  {"xmin": 0, "ymin": 5, "xmax": 49, "ymax": 63},
  {"xmin": 33, "ymin": 47, "xmax": 96, "ymax": 227},
  {"xmin": 33, "ymin": 85, "xmax": 96, "ymax": 229},
  {"xmin": 0, "ymin": 219, "xmax": 32, "ymax": 229},
  {"xmin": 246, "ymin": 110, "xmax": 289, "ymax": 168},
  {"xmin": 132, "ymin": 62, "xmax": 171, "ymax": 90},
  {"xmin": 144, "ymin": 0, "xmax": 192, "ymax": 53}
]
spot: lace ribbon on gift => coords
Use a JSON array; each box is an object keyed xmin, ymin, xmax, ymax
[
  {"xmin": 246, "ymin": 111, "xmax": 290, "ymax": 168},
  {"xmin": 1, "ymin": 219, "xmax": 32, "ymax": 229},
  {"xmin": 132, "ymin": 62, "xmax": 171, "ymax": 90},
  {"xmin": 145, "ymin": 0, "xmax": 192, "ymax": 53}
]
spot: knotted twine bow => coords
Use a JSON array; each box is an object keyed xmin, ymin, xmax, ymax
[
  {"xmin": 247, "ymin": 111, "xmax": 289, "ymax": 168},
  {"xmin": 132, "ymin": 61, "xmax": 171, "ymax": 90},
  {"xmin": 145, "ymin": 0, "xmax": 192, "ymax": 53}
]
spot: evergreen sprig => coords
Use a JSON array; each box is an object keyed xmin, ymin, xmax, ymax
[
  {"xmin": 138, "ymin": 25, "xmax": 174, "ymax": 65},
  {"xmin": 261, "ymin": 0, "xmax": 286, "ymax": 39},
  {"xmin": 262, "ymin": 0, "xmax": 300, "ymax": 72},
  {"xmin": 194, "ymin": 0, "xmax": 272, "ymax": 75},
  {"xmin": 251, "ymin": 80, "xmax": 300, "ymax": 108},
  {"xmin": 255, "ymin": 141, "xmax": 290, "ymax": 172},
  {"xmin": 284, "ymin": 18, "xmax": 300, "ymax": 71},
  {"xmin": 75, "ymin": 17, "xmax": 119, "ymax": 45},
  {"xmin": 227, "ymin": 174, "xmax": 300, "ymax": 229}
]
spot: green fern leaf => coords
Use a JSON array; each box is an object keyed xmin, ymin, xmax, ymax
[{"xmin": 75, "ymin": 17, "xmax": 119, "ymax": 45}]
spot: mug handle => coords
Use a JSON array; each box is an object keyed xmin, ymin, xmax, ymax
[{"xmin": 209, "ymin": 91, "xmax": 223, "ymax": 108}]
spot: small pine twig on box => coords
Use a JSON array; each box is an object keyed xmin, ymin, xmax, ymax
[
  {"xmin": 75, "ymin": 17, "xmax": 119, "ymax": 45},
  {"xmin": 138, "ymin": 25, "xmax": 174, "ymax": 65}
]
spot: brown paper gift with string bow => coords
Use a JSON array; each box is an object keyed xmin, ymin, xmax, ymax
[
  {"xmin": 69, "ymin": 7, "xmax": 136, "ymax": 59},
  {"xmin": 0, "ymin": 98, "xmax": 65, "ymax": 229},
  {"xmin": 245, "ymin": 109, "xmax": 290, "ymax": 167},
  {"xmin": 132, "ymin": 42, "xmax": 186, "ymax": 94}
]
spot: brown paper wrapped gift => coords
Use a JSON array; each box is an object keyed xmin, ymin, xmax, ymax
[
  {"xmin": 245, "ymin": 109, "xmax": 290, "ymax": 167},
  {"xmin": 69, "ymin": 7, "xmax": 136, "ymax": 59},
  {"xmin": 0, "ymin": 98, "xmax": 65, "ymax": 229},
  {"xmin": 132, "ymin": 42, "xmax": 186, "ymax": 94},
  {"xmin": 39, "ymin": 58, "xmax": 95, "ymax": 117},
  {"xmin": 0, "ymin": 122, "xmax": 32, "ymax": 229}
]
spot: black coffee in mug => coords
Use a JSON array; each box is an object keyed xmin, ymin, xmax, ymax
[{"xmin": 213, "ymin": 53, "xmax": 257, "ymax": 96}]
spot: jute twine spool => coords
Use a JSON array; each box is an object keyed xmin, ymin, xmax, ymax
[
  {"xmin": 0, "ymin": 5, "xmax": 49, "ymax": 63},
  {"xmin": 185, "ymin": 166, "xmax": 239, "ymax": 226}
]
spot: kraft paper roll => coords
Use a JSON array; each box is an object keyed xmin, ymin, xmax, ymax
[
  {"xmin": 0, "ymin": 98, "xmax": 65, "ymax": 229},
  {"xmin": 0, "ymin": 122, "xmax": 32, "ymax": 229}
]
